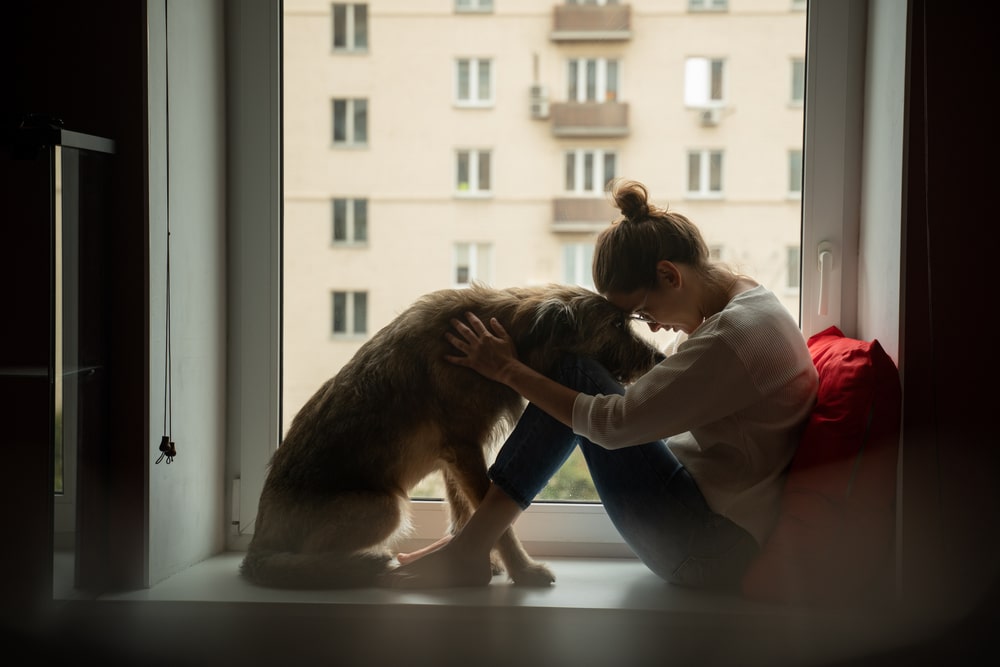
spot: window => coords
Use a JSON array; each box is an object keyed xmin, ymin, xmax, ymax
[
  {"xmin": 332, "ymin": 290, "xmax": 368, "ymax": 336},
  {"xmin": 235, "ymin": 0, "xmax": 871, "ymax": 558},
  {"xmin": 786, "ymin": 245, "xmax": 801, "ymax": 291},
  {"xmin": 688, "ymin": 0, "xmax": 728, "ymax": 12},
  {"xmin": 456, "ymin": 149, "xmax": 492, "ymax": 195},
  {"xmin": 332, "ymin": 3, "xmax": 368, "ymax": 52},
  {"xmin": 456, "ymin": 58, "xmax": 493, "ymax": 106},
  {"xmin": 332, "ymin": 198, "xmax": 368, "ymax": 244},
  {"xmin": 684, "ymin": 57, "xmax": 725, "ymax": 107},
  {"xmin": 789, "ymin": 149, "xmax": 803, "ymax": 197},
  {"xmin": 565, "ymin": 149, "xmax": 617, "ymax": 195},
  {"xmin": 455, "ymin": 0, "xmax": 493, "ymax": 12},
  {"xmin": 455, "ymin": 242, "xmax": 493, "ymax": 286},
  {"xmin": 687, "ymin": 149, "xmax": 723, "ymax": 197},
  {"xmin": 791, "ymin": 58, "xmax": 805, "ymax": 105},
  {"xmin": 567, "ymin": 58, "xmax": 620, "ymax": 102},
  {"xmin": 332, "ymin": 98, "xmax": 368, "ymax": 146},
  {"xmin": 563, "ymin": 243, "xmax": 595, "ymax": 290}
]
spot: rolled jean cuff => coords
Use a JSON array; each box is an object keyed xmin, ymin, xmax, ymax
[{"xmin": 488, "ymin": 465, "xmax": 535, "ymax": 511}]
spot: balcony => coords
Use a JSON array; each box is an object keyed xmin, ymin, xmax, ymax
[
  {"xmin": 550, "ymin": 101, "xmax": 629, "ymax": 137},
  {"xmin": 552, "ymin": 197, "xmax": 620, "ymax": 232},
  {"xmin": 551, "ymin": 3, "xmax": 632, "ymax": 42}
]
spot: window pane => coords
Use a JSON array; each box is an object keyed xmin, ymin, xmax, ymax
[
  {"xmin": 354, "ymin": 199, "xmax": 368, "ymax": 241},
  {"xmin": 332, "ymin": 4, "xmax": 346, "ymax": 49},
  {"xmin": 354, "ymin": 4, "xmax": 368, "ymax": 49},
  {"xmin": 585, "ymin": 59, "xmax": 596, "ymax": 101},
  {"xmin": 478, "ymin": 60, "xmax": 490, "ymax": 100},
  {"xmin": 710, "ymin": 60, "xmax": 724, "ymax": 101},
  {"xmin": 332, "ymin": 292, "xmax": 346, "ymax": 333},
  {"xmin": 606, "ymin": 60, "xmax": 618, "ymax": 101},
  {"xmin": 687, "ymin": 151, "xmax": 700, "ymax": 191},
  {"xmin": 478, "ymin": 150, "xmax": 490, "ymax": 190},
  {"xmin": 333, "ymin": 198, "xmax": 347, "ymax": 241},
  {"xmin": 457, "ymin": 60, "xmax": 470, "ymax": 100},
  {"xmin": 709, "ymin": 151, "xmax": 722, "ymax": 191},
  {"xmin": 789, "ymin": 149, "xmax": 802, "ymax": 194},
  {"xmin": 564, "ymin": 151, "xmax": 574, "ymax": 190},
  {"xmin": 457, "ymin": 150, "xmax": 469, "ymax": 189},
  {"xmin": 353, "ymin": 292, "xmax": 367, "ymax": 334},
  {"xmin": 567, "ymin": 60, "xmax": 578, "ymax": 101},
  {"xmin": 603, "ymin": 152, "xmax": 616, "ymax": 189},
  {"xmin": 332, "ymin": 99, "xmax": 346, "ymax": 142},
  {"xmin": 792, "ymin": 59, "xmax": 805, "ymax": 102},
  {"xmin": 353, "ymin": 99, "xmax": 367, "ymax": 143}
]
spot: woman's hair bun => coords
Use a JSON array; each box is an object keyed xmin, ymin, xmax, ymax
[{"xmin": 611, "ymin": 179, "xmax": 651, "ymax": 222}]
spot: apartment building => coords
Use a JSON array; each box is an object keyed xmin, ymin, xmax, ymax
[{"xmin": 282, "ymin": 0, "xmax": 807, "ymax": 429}]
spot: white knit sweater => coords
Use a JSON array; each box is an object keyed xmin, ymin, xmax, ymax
[{"xmin": 572, "ymin": 285, "xmax": 819, "ymax": 545}]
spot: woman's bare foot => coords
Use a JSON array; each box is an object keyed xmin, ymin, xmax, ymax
[
  {"xmin": 378, "ymin": 539, "xmax": 493, "ymax": 589},
  {"xmin": 396, "ymin": 534, "xmax": 453, "ymax": 565}
]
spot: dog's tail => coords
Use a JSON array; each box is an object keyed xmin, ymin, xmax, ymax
[{"xmin": 239, "ymin": 549, "xmax": 392, "ymax": 589}]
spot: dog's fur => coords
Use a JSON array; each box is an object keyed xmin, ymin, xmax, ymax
[{"xmin": 240, "ymin": 283, "xmax": 664, "ymax": 589}]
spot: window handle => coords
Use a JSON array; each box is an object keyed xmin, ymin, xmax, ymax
[{"xmin": 817, "ymin": 241, "xmax": 834, "ymax": 316}]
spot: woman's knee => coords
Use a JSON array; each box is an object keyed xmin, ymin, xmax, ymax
[{"xmin": 555, "ymin": 356, "xmax": 625, "ymax": 396}]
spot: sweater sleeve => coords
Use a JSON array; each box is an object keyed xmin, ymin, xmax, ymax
[{"xmin": 572, "ymin": 333, "xmax": 762, "ymax": 449}]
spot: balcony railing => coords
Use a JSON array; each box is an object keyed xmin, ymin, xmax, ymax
[
  {"xmin": 550, "ymin": 101, "xmax": 629, "ymax": 137},
  {"xmin": 551, "ymin": 3, "xmax": 632, "ymax": 41},
  {"xmin": 552, "ymin": 197, "xmax": 620, "ymax": 232}
]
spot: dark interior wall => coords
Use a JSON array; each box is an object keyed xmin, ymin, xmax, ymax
[
  {"xmin": 1, "ymin": 0, "xmax": 149, "ymax": 619},
  {"xmin": 899, "ymin": 0, "xmax": 1000, "ymax": 619}
]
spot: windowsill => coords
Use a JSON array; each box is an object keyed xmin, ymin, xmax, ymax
[{"xmin": 47, "ymin": 552, "xmax": 924, "ymax": 665}]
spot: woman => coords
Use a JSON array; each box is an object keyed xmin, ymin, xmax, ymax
[{"xmin": 385, "ymin": 179, "xmax": 818, "ymax": 590}]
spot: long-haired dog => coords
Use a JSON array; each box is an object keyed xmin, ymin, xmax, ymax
[{"xmin": 240, "ymin": 283, "xmax": 664, "ymax": 588}]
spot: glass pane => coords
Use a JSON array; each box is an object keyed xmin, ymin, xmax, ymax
[
  {"xmin": 353, "ymin": 99, "xmax": 367, "ymax": 143},
  {"xmin": 789, "ymin": 149, "xmax": 802, "ymax": 193},
  {"xmin": 354, "ymin": 198, "xmax": 368, "ymax": 241},
  {"xmin": 457, "ymin": 60, "xmax": 470, "ymax": 100},
  {"xmin": 353, "ymin": 292, "xmax": 367, "ymax": 334},
  {"xmin": 354, "ymin": 4, "xmax": 368, "ymax": 49},
  {"xmin": 284, "ymin": 6, "xmax": 806, "ymax": 506},
  {"xmin": 332, "ymin": 4, "xmax": 346, "ymax": 49},
  {"xmin": 332, "ymin": 292, "xmax": 346, "ymax": 333},
  {"xmin": 333, "ymin": 198, "xmax": 347, "ymax": 241}
]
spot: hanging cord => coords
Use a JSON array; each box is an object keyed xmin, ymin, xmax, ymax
[{"xmin": 157, "ymin": 0, "xmax": 176, "ymax": 465}]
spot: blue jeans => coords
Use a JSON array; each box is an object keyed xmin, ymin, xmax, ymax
[{"xmin": 488, "ymin": 356, "xmax": 759, "ymax": 590}]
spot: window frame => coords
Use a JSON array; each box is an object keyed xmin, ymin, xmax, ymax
[
  {"xmin": 455, "ymin": 148, "xmax": 493, "ymax": 197},
  {"xmin": 454, "ymin": 242, "xmax": 493, "ymax": 287},
  {"xmin": 455, "ymin": 57, "xmax": 494, "ymax": 107},
  {"xmin": 331, "ymin": 97, "xmax": 368, "ymax": 147},
  {"xmin": 566, "ymin": 57, "xmax": 621, "ymax": 103},
  {"xmin": 686, "ymin": 148, "xmax": 724, "ymax": 199},
  {"xmin": 331, "ymin": 2, "xmax": 368, "ymax": 53},
  {"xmin": 684, "ymin": 56, "xmax": 726, "ymax": 108},
  {"xmin": 332, "ymin": 197, "xmax": 368, "ymax": 245},
  {"xmin": 227, "ymin": 0, "xmax": 866, "ymax": 555},
  {"xmin": 564, "ymin": 148, "xmax": 617, "ymax": 195}
]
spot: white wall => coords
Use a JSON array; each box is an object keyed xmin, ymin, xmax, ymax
[
  {"xmin": 148, "ymin": 0, "xmax": 228, "ymax": 586},
  {"xmin": 857, "ymin": 0, "xmax": 906, "ymax": 363}
]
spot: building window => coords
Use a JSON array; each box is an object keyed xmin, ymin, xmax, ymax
[
  {"xmin": 455, "ymin": 0, "xmax": 493, "ymax": 12},
  {"xmin": 791, "ymin": 58, "xmax": 805, "ymax": 105},
  {"xmin": 565, "ymin": 149, "xmax": 617, "ymax": 195},
  {"xmin": 455, "ymin": 242, "xmax": 493, "ymax": 286},
  {"xmin": 563, "ymin": 243, "xmax": 595, "ymax": 290},
  {"xmin": 789, "ymin": 149, "xmax": 803, "ymax": 197},
  {"xmin": 456, "ymin": 58, "xmax": 494, "ymax": 106},
  {"xmin": 332, "ymin": 3, "xmax": 368, "ymax": 52},
  {"xmin": 332, "ymin": 198, "xmax": 368, "ymax": 244},
  {"xmin": 568, "ymin": 0, "xmax": 620, "ymax": 4},
  {"xmin": 456, "ymin": 149, "xmax": 492, "ymax": 195},
  {"xmin": 332, "ymin": 290, "xmax": 368, "ymax": 335},
  {"xmin": 786, "ymin": 245, "xmax": 801, "ymax": 290},
  {"xmin": 567, "ymin": 58, "xmax": 621, "ymax": 103},
  {"xmin": 687, "ymin": 149, "xmax": 723, "ymax": 197},
  {"xmin": 684, "ymin": 57, "xmax": 725, "ymax": 107},
  {"xmin": 688, "ymin": 0, "xmax": 728, "ymax": 11},
  {"xmin": 332, "ymin": 98, "xmax": 368, "ymax": 146}
]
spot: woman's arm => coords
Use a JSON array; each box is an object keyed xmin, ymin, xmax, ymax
[{"xmin": 445, "ymin": 312, "xmax": 580, "ymax": 428}]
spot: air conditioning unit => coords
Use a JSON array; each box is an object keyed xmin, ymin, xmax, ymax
[
  {"xmin": 530, "ymin": 84, "xmax": 550, "ymax": 120},
  {"xmin": 700, "ymin": 107, "xmax": 722, "ymax": 127}
]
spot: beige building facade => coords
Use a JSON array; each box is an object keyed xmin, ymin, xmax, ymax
[{"xmin": 282, "ymin": 0, "xmax": 807, "ymax": 430}]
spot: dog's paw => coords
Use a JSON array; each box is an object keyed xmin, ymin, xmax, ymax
[
  {"xmin": 490, "ymin": 552, "xmax": 505, "ymax": 576},
  {"xmin": 510, "ymin": 561, "xmax": 555, "ymax": 587}
]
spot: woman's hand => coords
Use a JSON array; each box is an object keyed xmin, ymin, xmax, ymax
[{"xmin": 444, "ymin": 312, "xmax": 519, "ymax": 383}]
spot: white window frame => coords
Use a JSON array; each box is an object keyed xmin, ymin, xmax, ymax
[
  {"xmin": 686, "ymin": 149, "xmax": 724, "ymax": 199},
  {"xmin": 565, "ymin": 149, "xmax": 617, "ymax": 195},
  {"xmin": 455, "ymin": 148, "xmax": 492, "ymax": 197},
  {"xmin": 567, "ymin": 58, "xmax": 621, "ymax": 103},
  {"xmin": 455, "ymin": 57, "xmax": 494, "ymax": 107},
  {"xmin": 331, "ymin": 3, "xmax": 368, "ymax": 53},
  {"xmin": 332, "ymin": 197, "xmax": 368, "ymax": 245},
  {"xmin": 227, "ymin": 0, "xmax": 866, "ymax": 556},
  {"xmin": 454, "ymin": 242, "xmax": 493, "ymax": 287},
  {"xmin": 332, "ymin": 97, "xmax": 368, "ymax": 146},
  {"xmin": 684, "ymin": 57, "xmax": 726, "ymax": 108},
  {"xmin": 688, "ymin": 0, "xmax": 728, "ymax": 12}
]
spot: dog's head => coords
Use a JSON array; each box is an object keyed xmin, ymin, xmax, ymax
[{"xmin": 518, "ymin": 285, "xmax": 665, "ymax": 384}]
